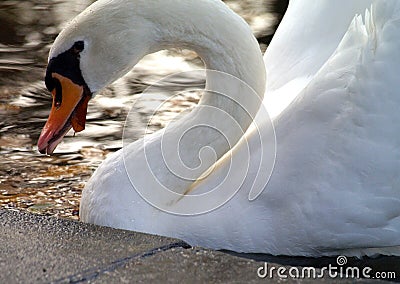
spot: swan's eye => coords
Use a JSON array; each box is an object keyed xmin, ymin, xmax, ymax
[
  {"xmin": 53, "ymin": 78, "xmax": 63, "ymax": 108},
  {"xmin": 73, "ymin": 41, "xmax": 85, "ymax": 53}
]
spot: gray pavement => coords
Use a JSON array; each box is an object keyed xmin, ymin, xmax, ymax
[{"xmin": 0, "ymin": 209, "xmax": 396, "ymax": 283}]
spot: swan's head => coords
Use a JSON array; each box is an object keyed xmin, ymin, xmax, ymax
[
  {"xmin": 37, "ymin": 2, "xmax": 156, "ymax": 154},
  {"xmin": 37, "ymin": 0, "xmax": 265, "ymax": 155}
]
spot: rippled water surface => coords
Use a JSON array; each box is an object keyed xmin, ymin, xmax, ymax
[{"xmin": 0, "ymin": 0, "xmax": 280, "ymax": 219}]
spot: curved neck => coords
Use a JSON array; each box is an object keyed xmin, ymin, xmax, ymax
[
  {"xmin": 140, "ymin": 0, "xmax": 266, "ymax": 191},
  {"xmin": 151, "ymin": 0, "xmax": 266, "ymax": 94}
]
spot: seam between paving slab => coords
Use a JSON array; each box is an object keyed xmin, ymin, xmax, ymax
[{"xmin": 52, "ymin": 241, "xmax": 191, "ymax": 283}]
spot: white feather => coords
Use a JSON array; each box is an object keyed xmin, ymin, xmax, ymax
[{"xmin": 44, "ymin": 0, "xmax": 400, "ymax": 256}]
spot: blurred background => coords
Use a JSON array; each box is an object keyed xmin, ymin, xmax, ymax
[{"xmin": 0, "ymin": 0, "xmax": 288, "ymax": 219}]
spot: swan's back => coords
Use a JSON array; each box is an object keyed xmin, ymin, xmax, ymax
[
  {"xmin": 262, "ymin": 0, "xmax": 400, "ymax": 256},
  {"xmin": 264, "ymin": 0, "xmax": 374, "ymax": 117}
]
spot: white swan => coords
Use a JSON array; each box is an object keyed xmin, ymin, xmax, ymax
[{"xmin": 37, "ymin": 0, "xmax": 400, "ymax": 257}]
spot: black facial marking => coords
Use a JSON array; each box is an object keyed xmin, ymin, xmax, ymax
[
  {"xmin": 45, "ymin": 41, "xmax": 88, "ymax": 94},
  {"xmin": 73, "ymin": 41, "xmax": 85, "ymax": 53}
]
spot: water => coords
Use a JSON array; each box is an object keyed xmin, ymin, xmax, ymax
[{"xmin": 0, "ymin": 0, "xmax": 279, "ymax": 219}]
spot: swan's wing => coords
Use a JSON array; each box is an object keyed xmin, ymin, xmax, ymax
[
  {"xmin": 198, "ymin": 0, "xmax": 381, "ymax": 203},
  {"xmin": 264, "ymin": 0, "xmax": 374, "ymax": 118},
  {"xmin": 266, "ymin": 0, "xmax": 400, "ymax": 254}
]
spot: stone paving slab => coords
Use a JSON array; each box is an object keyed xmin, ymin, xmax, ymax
[
  {"xmin": 95, "ymin": 247, "xmax": 395, "ymax": 284},
  {"xmin": 0, "ymin": 209, "xmax": 181, "ymax": 283},
  {"xmin": 0, "ymin": 209, "xmax": 396, "ymax": 283}
]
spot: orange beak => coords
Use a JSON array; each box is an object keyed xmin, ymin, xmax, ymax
[{"xmin": 37, "ymin": 73, "xmax": 90, "ymax": 154}]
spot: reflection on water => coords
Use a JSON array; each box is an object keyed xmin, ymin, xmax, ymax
[{"xmin": 0, "ymin": 0, "xmax": 281, "ymax": 219}]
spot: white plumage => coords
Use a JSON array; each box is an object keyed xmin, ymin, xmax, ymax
[{"xmin": 47, "ymin": 0, "xmax": 400, "ymax": 256}]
